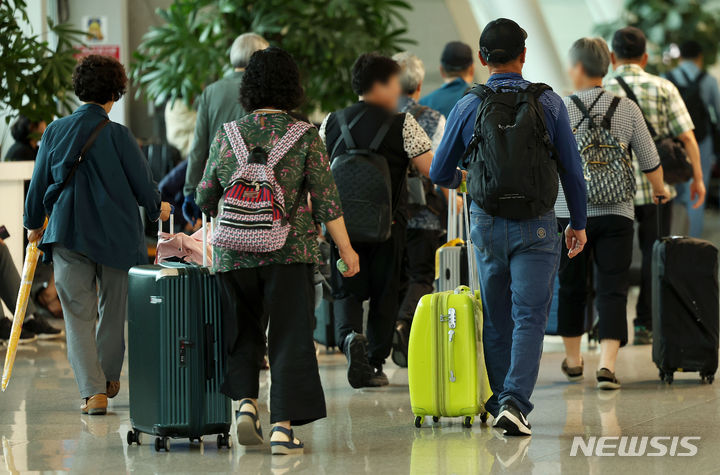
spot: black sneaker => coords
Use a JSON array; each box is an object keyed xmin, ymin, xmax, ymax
[
  {"xmin": 493, "ymin": 400, "xmax": 532, "ymax": 436},
  {"xmin": 344, "ymin": 332, "xmax": 374, "ymax": 389},
  {"xmin": 0, "ymin": 317, "xmax": 37, "ymax": 344},
  {"xmin": 561, "ymin": 358, "xmax": 584, "ymax": 382},
  {"xmin": 23, "ymin": 316, "xmax": 64, "ymax": 340},
  {"xmin": 368, "ymin": 365, "xmax": 389, "ymax": 387},
  {"xmin": 634, "ymin": 326, "xmax": 652, "ymax": 345},
  {"xmin": 391, "ymin": 321, "xmax": 410, "ymax": 368},
  {"xmin": 596, "ymin": 368, "xmax": 621, "ymax": 390}
]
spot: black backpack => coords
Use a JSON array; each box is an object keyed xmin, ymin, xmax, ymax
[
  {"xmin": 330, "ymin": 109, "xmax": 398, "ymax": 243},
  {"xmin": 462, "ymin": 83, "xmax": 560, "ymax": 219},
  {"xmin": 668, "ymin": 69, "xmax": 709, "ymax": 142}
]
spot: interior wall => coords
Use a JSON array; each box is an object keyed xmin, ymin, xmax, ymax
[
  {"xmin": 64, "ymin": 0, "xmax": 130, "ymax": 125},
  {"xmin": 126, "ymin": 0, "xmax": 173, "ymax": 140}
]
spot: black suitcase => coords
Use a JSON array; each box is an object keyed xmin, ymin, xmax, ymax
[{"xmin": 652, "ymin": 203, "xmax": 719, "ymax": 384}]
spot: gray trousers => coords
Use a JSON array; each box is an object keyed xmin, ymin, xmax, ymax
[{"xmin": 53, "ymin": 246, "xmax": 128, "ymax": 398}]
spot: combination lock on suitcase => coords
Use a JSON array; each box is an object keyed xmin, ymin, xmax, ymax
[{"xmin": 126, "ymin": 263, "xmax": 232, "ymax": 451}]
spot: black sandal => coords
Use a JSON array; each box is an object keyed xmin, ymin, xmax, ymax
[
  {"xmin": 271, "ymin": 426, "xmax": 304, "ymax": 455},
  {"xmin": 235, "ymin": 399, "xmax": 263, "ymax": 445}
]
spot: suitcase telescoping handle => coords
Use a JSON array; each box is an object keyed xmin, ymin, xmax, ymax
[
  {"xmin": 157, "ymin": 206, "xmax": 175, "ymax": 236},
  {"xmin": 656, "ymin": 195, "xmax": 665, "ymax": 239},
  {"xmin": 157, "ymin": 210, "xmax": 214, "ymax": 268},
  {"xmin": 461, "ymin": 190, "xmax": 479, "ymax": 292}
]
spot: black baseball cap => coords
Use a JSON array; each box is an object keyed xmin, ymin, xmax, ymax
[
  {"xmin": 612, "ymin": 26, "xmax": 647, "ymax": 59},
  {"xmin": 441, "ymin": 41, "xmax": 474, "ymax": 72},
  {"xmin": 479, "ymin": 18, "xmax": 527, "ymax": 64}
]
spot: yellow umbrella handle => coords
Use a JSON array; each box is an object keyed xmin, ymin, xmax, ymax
[{"xmin": 1, "ymin": 218, "xmax": 46, "ymax": 392}]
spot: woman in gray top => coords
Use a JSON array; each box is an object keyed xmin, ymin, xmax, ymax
[{"xmin": 555, "ymin": 37, "xmax": 668, "ymax": 389}]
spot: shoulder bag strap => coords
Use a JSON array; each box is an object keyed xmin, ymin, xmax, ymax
[
  {"xmin": 59, "ymin": 119, "xmax": 110, "ymax": 192},
  {"xmin": 615, "ymin": 76, "xmax": 658, "ymax": 138},
  {"xmin": 601, "ymin": 96, "xmax": 621, "ymax": 129}
]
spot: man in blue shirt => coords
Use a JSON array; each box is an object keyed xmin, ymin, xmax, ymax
[
  {"xmin": 419, "ymin": 41, "xmax": 475, "ymax": 118},
  {"xmin": 430, "ymin": 19, "xmax": 587, "ymax": 436},
  {"xmin": 666, "ymin": 40, "xmax": 720, "ymax": 237}
]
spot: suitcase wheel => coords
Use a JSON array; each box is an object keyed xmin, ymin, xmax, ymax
[
  {"xmin": 463, "ymin": 416, "xmax": 473, "ymax": 428},
  {"xmin": 701, "ymin": 374, "xmax": 715, "ymax": 385},
  {"xmin": 414, "ymin": 416, "xmax": 423, "ymax": 428},
  {"xmin": 432, "ymin": 416, "xmax": 439, "ymax": 423},
  {"xmin": 126, "ymin": 429, "xmax": 142, "ymax": 446},
  {"xmin": 217, "ymin": 433, "xmax": 232, "ymax": 449},
  {"xmin": 480, "ymin": 412, "xmax": 488, "ymax": 424},
  {"xmin": 659, "ymin": 370, "xmax": 674, "ymax": 384},
  {"xmin": 154, "ymin": 436, "xmax": 170, "ymax": 452}
]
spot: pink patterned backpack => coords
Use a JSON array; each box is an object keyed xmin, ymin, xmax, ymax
[{"xmin": 211, "ymin": 120, "xmax": 313, "ymax": 253}]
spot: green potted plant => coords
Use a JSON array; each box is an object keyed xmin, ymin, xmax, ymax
[
  {"xmin": 0, "ymin": 0, "xmax": 83, "ymax": 124},
  {"xmin": 130, "ymin": 0, "xmax": 415, "ymax": 113},
  {"xmin": 596, "ymin": 0, "xmax": 720, "ymax": 72}
]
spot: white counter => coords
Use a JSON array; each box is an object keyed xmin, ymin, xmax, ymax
[{"xmin": 0, "ymin": 161, "xmax": 35, "ymax": 274}]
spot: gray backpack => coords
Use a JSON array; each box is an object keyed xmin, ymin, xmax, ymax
[{"xmin": 569, "ymin": 92, "xmax": 635, "ymax": 205}]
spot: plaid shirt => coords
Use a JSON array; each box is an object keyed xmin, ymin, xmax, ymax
[{"xmin": 605, "ymin": 64, "xmax": 694, "ymax": 205}]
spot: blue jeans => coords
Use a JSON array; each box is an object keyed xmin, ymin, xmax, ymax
[
  {"xmin": 470, "ymin": 203, "xmax": 561, "ymax": 417},
  {"xmin": 675, "ymin": 135, "xmax": 713, "ymax": 237}
]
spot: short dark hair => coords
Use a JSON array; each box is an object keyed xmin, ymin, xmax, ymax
[
  {"xmin": 680, "ymin": 40, "xmax": 703, "ymax": 59},
  {"xmin": 10, "ymin": 115, "xmax": 35, "ymax": 144},
  {"xmin": 351, "ymin": 53, "xmax": 401, "ymax": 96},
  {"xmin": 240, "ymin": 46, "xmax": 304, "ymax": 112},
  {"xmin": 72, "ymin": 55, "xmax": 127, "ymax": 104},
  {"xmin": 611, "ymin": 26, "xmax": 647, "ymax": 60}
]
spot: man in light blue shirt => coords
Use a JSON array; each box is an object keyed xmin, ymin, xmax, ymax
[
  {"xmin": 419, "ymin": 41, "xmax": 475, "ymax": 118},
  {"xmin": 666, "ymin": 40, "xmax": 720, "ymax": 237}
]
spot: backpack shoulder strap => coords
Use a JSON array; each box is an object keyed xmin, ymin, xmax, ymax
[
  {"xmin": 569, "ymin": 94, "xmax": 592, "ymax": 130},
  {"xmin": 466, "ymin": 83, "xmax": 495, "ymax": 101},
  {"xmin": 331, "ymin": 108, "xmax": 368, "ymax": 157},
  {"xmin": 615, "ymin": 76, "xmax": 657, "ymax": 137},
  {"xmin": 267, "ymin": 120, "xmax": 314, "ymax": 168},
  {"xmin": 223, "ymin": 121, "xmax": 250, "ymax": 167},
  {"xmin": 369, "ymin": 114, "xmax": 396, "ymax": 152},
  {"xmin": 601, "ymin": 96, "xmax": 621, "ymax": 130},
  {"xmin": 526, "ymin": 82, "xmax": 552, "ymax": 99}
]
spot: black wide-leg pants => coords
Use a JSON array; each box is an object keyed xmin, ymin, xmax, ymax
[{"xmin": 217, "ymin": 263, "xmax": 326, "ymax": 426}]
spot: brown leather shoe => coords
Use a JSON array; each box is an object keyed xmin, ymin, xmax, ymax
[
  {"xmin": 106, "ymin": 381, "xmax": 120, "ymax": 399},
  {"xmin": 81, "ymin": 394, "xmax": 108, "ymax": 415}
]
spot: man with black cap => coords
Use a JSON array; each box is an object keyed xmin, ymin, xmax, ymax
[
  {"xmin": 605, "ymin": 26, "xmax": 705, "ymax": 345},
  {"xmin": 419, "ymin": 41, "xmax": 475, "ymax": 117},
  {"xmin": 430, "ymin": 18, "xmax": 588, "ymax": 436}
]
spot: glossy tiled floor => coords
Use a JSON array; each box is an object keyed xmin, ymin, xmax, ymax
[{"xmin": 2, "ymin": 292, "xmax": 720, "ymax": 475}]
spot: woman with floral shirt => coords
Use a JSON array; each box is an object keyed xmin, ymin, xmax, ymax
[{"xmin": 197, "ymin": 47, "xmax": 359, "ymax": 455}]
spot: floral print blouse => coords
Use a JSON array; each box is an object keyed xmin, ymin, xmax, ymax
[{"xmin": 196, "ymin": 112, "xmax": 343, "ymax": 272}]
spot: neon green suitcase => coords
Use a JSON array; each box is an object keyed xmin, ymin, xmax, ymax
[{"xmin": 408, "ymin": 286, "xmax": 491, "ymax": 428}]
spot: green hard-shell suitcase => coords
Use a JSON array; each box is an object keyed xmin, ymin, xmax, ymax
[{"xmin": 125, "ymin": 263, "xmax": 232, "ymax": 452}]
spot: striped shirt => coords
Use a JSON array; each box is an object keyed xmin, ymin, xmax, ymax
[
  {"xmin": 605, "ymin": 64, "xmax": 694, "ymax": 206},
  {"xmin": 555, "ymin": 87, "xmax": 660, "ymax": 221}
]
